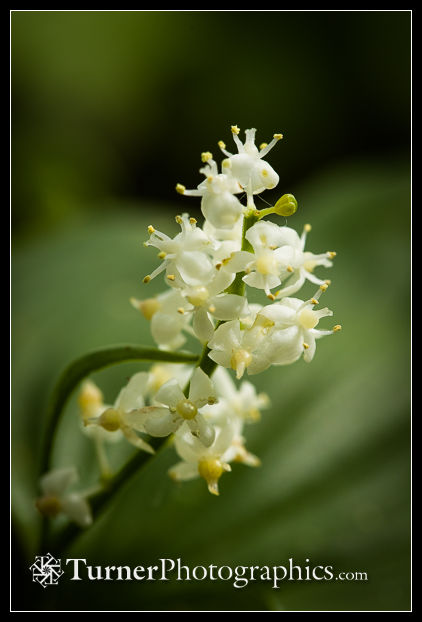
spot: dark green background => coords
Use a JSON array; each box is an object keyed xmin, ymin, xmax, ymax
[{"xmin": 11, "ymin": 10, "xmax": 411, "ymax": 611}]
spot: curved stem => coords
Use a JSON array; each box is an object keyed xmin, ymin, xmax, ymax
[{"xmin": 40, "ymin": 344, "xmax": 199, "ymax": 476}]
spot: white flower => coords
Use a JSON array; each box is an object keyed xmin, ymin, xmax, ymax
[
  {"xmin": 218, "ymin": 126, "xmax": 282, "ymax": 194},
  {"xmin": 257, "ymin": 285, "xmax": 341, "ymax": 364},
  {"xmin": 168, "ymin": 419, "xmax": 235, "ymax": 495},
  {"xmin": 169, "ymin": 406, "xmax": 261, "ymax": 495},
  {"xmin": 180, "ymin": 269, "xmax": 248, "ymax": 343},
  {"xmin": 224, "ymin": 220, "xmax": 293, "ymax": 297},
  {"xmin": 131, "ymin": 289, "xmax": 193, "ymax": 350},
  {"xmin": 87, "ymin": 372, "xmax": 154, "ymax": 454},
  {"xmin": 129, "ymin": 368, "xmax": 218, "ymax": 447},
  {"xmin": 176, "ymin": 153, "xmax": 244, "ymax": 230},
  {"xmin": 36, "ymin": 466, "xmax": 93, "ymax": 527},
  {"xmin": 272, "ymin": 224, "xmax": 335, "ymax": 297},
  {"xmin": 207, "ymin": 318, "xmax": 274, "ymax": 379},
  {"xmin": 143, "ymin": 214, "xmax": 215, "ymax": 287},
  {"xmin": 204, "ymin": 366, "xmax": 270, "ymax": 424}
]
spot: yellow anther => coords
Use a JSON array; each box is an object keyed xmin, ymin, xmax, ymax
[
  {"xmin": 189, "ymin": 217, "xmax": 197, "ymax": 225},
  {"xmin": 259, "ymin": 142, "xmax": 268, "ymax": 150},
  {"xmin": 303, "ymin": 342, "xmax": 310, "ymax": 350},
  {"xmin": 175, "ymin": 183, "xmax": 186, "ymax": 194},
  {"xmin": 324, "ymin": 279, "xmax": 332, "ymax": 285},
  {"xmin": 222, "ymin": 158, "xmax": 231, "ymax": 168},
  {"xmin": 261, "ymin": 169, "xmax": 269, "ymax": 177},
  {"xmin": 177, "ymin": 307, "xmax": 185, "ymax": 315},
  {"xmin": 207, "ymin": 397, "xmax": 217, "ymax": 405},
  {"xmin": 157, "ymin": 251, "xmax": 166, "ymax": 259},
  {"xmin": 320, "ymin": 283, "xmax": 329, "ymax": 292},
  {"xmin": 328, "ymin": 251, "xmax": 337, "ymax": 259},
  {"xmin": 267, "ymin": 293, "xmax": 276, "ymax": 301},
  {"xmin": 147, "ymin": 225, "xmax": 155, "ymax": 234},
  {"xmin": 231, "ymin": 125, "xmax": 240, "ymax": 135},
  {"xmin": 175, "ymin": 215, "xmax": 183, "ymax": 224},
  {"xmin": 304, "ymin": 223, "xmax": 312, "ymax": 232},
  {"xmin": 287, "ymin": 265, "xmax": 294, "ymax": 273},
  {"xmin": 218, "ymin": 140, "xmax": 226, "ymax": 149},
  {"xmin": 311, "ymin": 298, "xmax": 319, "ymax": 305},
  {"xmin": 215, "ymin": 262, "xmax": 222, "ymax": 270},
  {"xmin": 201, "ymin": 151, "xmax": 213, "ymax": 162},
  {"xmin": 333, "ymin": 324, "xmax": 342, "ymax": 332},
  {"xmin": 208, "ymin": 305, "xmax": 216, "ymax": 313},
  {"xmin": 143, "ymin": 275, "xmax": 151, "ymax": 284},
  {"xmin": 167, "ymin": 274, "xmax": 176, "ymax": 281},
  {"xmin": 273, "ymin": 133, "xmax": 283, "ymax": 140}
]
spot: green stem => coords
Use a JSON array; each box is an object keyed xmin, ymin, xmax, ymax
[{"xmin": 40, "ymin": 344, "xmax": 199, "ymax": 476}]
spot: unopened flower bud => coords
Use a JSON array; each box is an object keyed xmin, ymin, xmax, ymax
[{"xmin": 273, "ymin": 194, "xmax": 298, "ymax": 217}]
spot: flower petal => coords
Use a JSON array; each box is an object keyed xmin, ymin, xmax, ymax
[
  {"xmin": 116, "ymin": 372, "xmax": 148, "ymax": 411},
  {"xmin": 189, "ymin": 368, "xmax": 216, "ymax": 406},
  {"xmin": 61, "ymin": 494, "xmax": 93, "ymax": 528},
  {"xmin": 192, "ymin": 307, "xmax": 214, "ymax": 343},
  {"xmin": 40, "ymin": 466, "xmax": 78, "ymax": 496},
  {"xmin": 155, "ymin": 378, "xmax": 185, "ymax": 408}
]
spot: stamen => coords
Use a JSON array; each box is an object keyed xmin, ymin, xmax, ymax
[
  {"xmin": 167, "ymin": 274, "xmax": 176, "ymax": 281},
  {"xmin": 157, "ymin": 251, "xmax": 166, "ymax": 259},
  {"xmin": 303, "ymin": 343, "xmax": 310, "ymax": 349},
  {"xmin": 231, "ymin": 125, "xmax": 240, "ymax": 135},
  {"xmin": 218, "ymin": 140, "xmax": 226, "ymax": 149},
  {"xmin": 175, "ymin": 215, "xmax": 183, "ymax": 224},
  {"xmin": 327, "ymin": 251, "xmax": 337, "ymax": 259},
  {"xmin": 177, "ymin": 307, "xmax": 185, "ymax": 315},
  {"xmin": 175, "ymin": 183, "xmax": 185, "ymax": 194},
  {"xmin": 333, "ymin": 324, "xmax": 342, "ymax": 332},
  {"xmin": 147, "ymin": 225, "xmax": 155, "ymax": 234},
  {"xmin": 201, "ymin": 151, "xmax": 213, "ymax": 162},
  {"xmin": 143, "ymin": 275, "xmax": 151, "ymax": 283}
]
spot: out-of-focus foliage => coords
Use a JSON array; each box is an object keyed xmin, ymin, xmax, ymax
[{"xmin": 12, "ymin": 9, "xmax": 410, "ymax": 612}]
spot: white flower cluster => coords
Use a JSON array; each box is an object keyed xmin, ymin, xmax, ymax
[{"xmin": 37, "ymin": 126, "xmax": 341, "ymax": 524}]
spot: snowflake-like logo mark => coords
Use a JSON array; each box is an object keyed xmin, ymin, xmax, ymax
[{"xmin": 29, "ymin": 553, "xmax": 64, "ymax": 588}]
